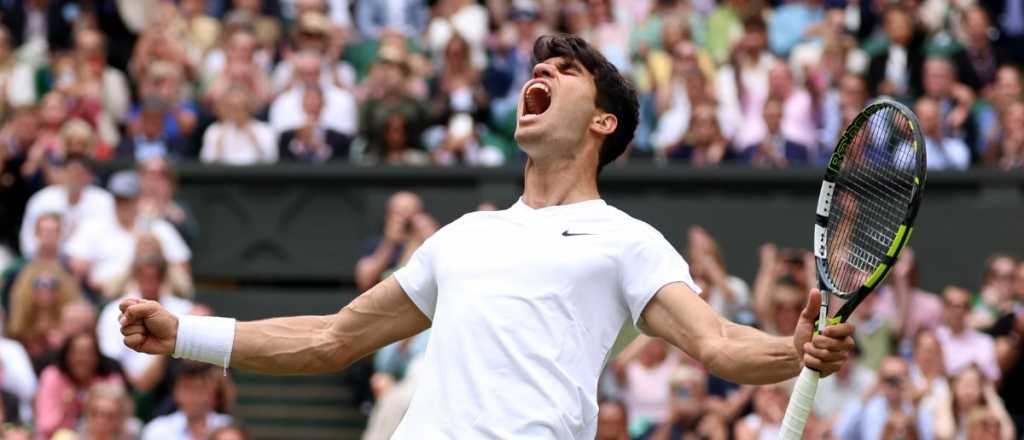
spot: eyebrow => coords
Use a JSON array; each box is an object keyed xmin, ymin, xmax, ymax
[{"xmin": 555, "ymin": 59, "xmax": 583, "ymax": 73}]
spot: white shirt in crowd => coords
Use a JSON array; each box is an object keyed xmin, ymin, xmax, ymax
[
  {"xmin": 98, "ymin": 291, "xmax": 194, "ymax": 378},
  {"xmin": 924, "ymin": 136, "xmax": 970, "ymax": 170},
  {"xmin": 141, "ymin": 411, "xmax": 232, "ymax": 440},
  {"xmin": 200, "ymin": 120, "xmax": 278, "ymax": 165},
  {"xmin": 270, "ymin": 62, "xmax": 357, "ymax": 94},
  {"xmin": 0, "ymin": 337, "xmax": 37, "ymax": 422},
  {"xmin": 19, "ymin": 185, "xmax": 115, "ymax": 256},
  {"xmin": 268, "ymin": 84, "xmax": 358, "ymax": 135},
  {"xmin": 391, "ymin": 198, "xmax": 700, "ymax": 439},
  {"xmin": 65, "ymin": 217, "xmax": 191, "ymax": 288}
]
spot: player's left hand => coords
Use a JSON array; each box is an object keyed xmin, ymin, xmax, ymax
[{"xmin": 793, "ymin": 289, "xmax": 855, "ymax": 377}]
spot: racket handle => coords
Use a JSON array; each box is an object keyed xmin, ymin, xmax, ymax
[{"xmin": 778, "ymin": 367, "xmax": 820, "ymax": 440}]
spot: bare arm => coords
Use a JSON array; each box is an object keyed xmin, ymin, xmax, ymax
[
  {"xmin": 120, "ymin": 276, "xmax": 430, "ymax": 375},
  {"xmin": 640, "ymin": 282, "xmax": 854, "ymax": 384}
]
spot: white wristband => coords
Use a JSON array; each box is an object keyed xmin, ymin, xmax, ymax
[{"xmin": 173, "ymin": 315, "xmax": 237, "ymax": 368}]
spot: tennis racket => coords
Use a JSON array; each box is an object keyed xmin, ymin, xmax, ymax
[{"xmin": 778, "ymin": 99, "xmax": 927, "ymax": 439}]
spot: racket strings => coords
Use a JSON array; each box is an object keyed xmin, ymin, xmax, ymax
[{"xmin": 826, "ymin": 106, "xmax": 918, "ymax": 294}]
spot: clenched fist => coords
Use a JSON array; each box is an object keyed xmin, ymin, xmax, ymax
[
  {"xmin": 792, "ymin": 289, "xmax": 856, "ymax": 377},
  {"xmin": 119, "ymin": 298, "xmax": 178, "ymax": 355}
]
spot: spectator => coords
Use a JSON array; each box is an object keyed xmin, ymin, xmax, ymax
[
  {"xmin": 19, "ymin": 153, "xmax": 113, "ymax": 257},
  {"xmin": 952, "ymin": 7, "xmax": 1009, "ymax": 92},
  {"xmin": 819, "ymin": 73, "xmax": 869, "ymax": 158},
  {"xmin": 936, "ymin": 365, "xmax": 1015, "ymax": 440},
  {"xmin": 871, "ymin": 248, "xmax": 944, "ymax": 353},
  {"xmin": 354, "ymin": 191, "xmax": 423, "ymax": 291},
  {"xmin": 354, "ymin": 0, "xmax": 428, "ymax": 39},
  {"xmin": 51, "ymin": 28, "xmax": 131, "ymax": 146},
  {"xmin": 922, "ymin": 57, "xmax": 978, "ymax": 144},
  {"xmin": 647, "ymin": 364, "xmax": 728, "ymax": 440},
  {"xmin": 652, "ymin": 46, "xmax": 723, "ymax": 162},
  {"xmin": 427, "ymin": 33, "xmax": 489, "ymax": 127},
  {"xmin": 209, "ymin": 424, "xmax": 250, "ymax": 440},
  {"xmin": 116, "ymin": 98, "xmax": 194, "ymax": 162},
  {"xmin": 595, "ymin": 400, "xmax": 630, "ymax": 440},
  {"xmin": 715, "ymin": 16, "xmax": 775, "ymax": 142},
  {"xmin": 425, "ymin": 0, "xmax": 489, "ymax": 71},
  {"xmin": 271, "ymin": 11, "xmax": 354, "ymax": 94},
  {"xmin": 767, "ymin": 0, "xmax": 826, "ymax": 57},
  {"xmin": 0, "ymin": 109, "xmax": 46, "ymax": 255},
  {"xmin": 51, "ymin": 383, "xmax": 140, "ymax": 440},
  {"xmin": 202, "ymin": 27, "xmax": 273, "ymax": 109},
  {"xmin": 935, "ymin": 286, "xmax": 1001, "ymax": 380},
  {"xmin": 4, "ymin": 262, "xmax": 83, "ymax": 367},
  {"xmin": 0, "ymin": 335, "xmax": 34, "ymax": 425},
  {"xmin": 137, "ymin": 158, "xmax": 200, "ymax": 246},
  {"xmin": 734, "ymin": 384, "xmax": 787, "ymax": 440},
  {"xmin": 35, "ymin": 332, "xmax": 126, "ymax": 440},
  {"xmin": 611, "ymin": 336, "xmax": 681, "ymax": 435},
  {"xmin": 971, "ymin": 254, "xmax": 1018, "ymax": 331},
  {"xmin": 277, "ymin": 86, "xmax": 353, "ymax": 163},
  {"xmin": 3, "ymin": 213, "xmax": 67, "ymax": 314},
  {"xmin": 986, "ymin": 101, "xmax": 1024, "ymax": 169},
  {"xmin": 865, "ymin": 6, "xmax": 926, "ymax": 99},
  {"xmin": 66, "ymin": 170, "xmax": 192, "ymax": 296},
  {"xmin": 141, "ymin": 362, "xmax": 232, "ymax": 440},
  {"xmin": 814, "ymin": 343, "xmax": 875, "ymax": 427},
  {"xmin": 358, "ymin": 48, "xmax": 430, "ymax": 164},
  {"xmin": 225, "ymin": 0, "xmax": 281, "ymax": 52},
  {"xmin": 200, "ymin": 86, "xmax": 278, "ymax": 165},
  {"xmin": 916, "ymin": 97, "xmax": 971, "ymax": 170},
  {"xmin": 0, "ymin": 25, "xmax": 35, "ymax": 112},
  {"xmin": 58, "ymin": 119, "xmax": 108, "ymax": 162},
  {"xmin": 270, "ymin": 51, "xmax": 358, "ymax": 137},
  {"xmin": 742, "ymin": 97, "xmax": 811, "ymax": 166},
  {"xmin": 753, "ymin": 245, "xmax": 811, "ymax": 336},
  {"xmin": 98, "ymin": 245, "xmax": 197, "ymax": 395},
  {"xmin": 834, "ymin": 356, "xmax": 935, "ymax": 440},
  {"xmin": 685, "ymin": 226, "xmax": 751, "ymax": 324},
  {"xmin": 128, "ymin": 61, "xmax": 200, "ymax": 151},
  {"xmin": 732, "ymin": 62, "xmax": 817, "ymax": 159},
  {"xmin": 909, "ymin": 331, "xmax": 951, "ymax": 433}
]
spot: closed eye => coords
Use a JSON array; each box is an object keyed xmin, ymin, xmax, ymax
[{"xmin": 557, "ymin": 61, "xmax": 582, "ymax": 76}]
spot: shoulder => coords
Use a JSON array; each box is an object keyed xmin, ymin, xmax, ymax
[
  {"xmin": 26, "ymin": 185, "xmax": 62, "ymax": 207},
  {"xmin": 84, "ymin": 186, "xmax": 114, "ymax": 203},
  {"xmin": 600, "ymin": 204, "xmax": 669, "ymax": 242},
  {"xmin": 38, "ymin": 366, "xmax": 65, "ymax": 384}
]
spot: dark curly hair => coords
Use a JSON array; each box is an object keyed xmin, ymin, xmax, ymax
[{"xmin": 532, "ymin": 34, "xmax": 639, "ymax": 173}]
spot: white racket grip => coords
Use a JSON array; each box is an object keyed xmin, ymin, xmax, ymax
[{"xmin": 779, "ymin": 367, "xmax": 820, "ymax": 440}]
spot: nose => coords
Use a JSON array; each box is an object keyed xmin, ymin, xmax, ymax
[{"xmin": 532, "ymin": 62, "xmax": 555, "ymax": 80}]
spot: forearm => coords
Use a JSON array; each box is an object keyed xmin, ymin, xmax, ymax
[
  {"xmin": 230, "ymin": 314, "xmax": 351, "ymax": 375},
  {"xmin": 698, "ymin": 321, "xmax": 801, "ymax": 384}
]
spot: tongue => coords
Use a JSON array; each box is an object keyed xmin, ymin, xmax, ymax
[{"xmin": 525, "ymin": 87, "xmax": 550, "ymax": 115}]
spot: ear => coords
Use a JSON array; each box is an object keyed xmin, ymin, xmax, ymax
[{"xmin": 590, "ymin": 111, "xmax": 617, "ymax": 137}]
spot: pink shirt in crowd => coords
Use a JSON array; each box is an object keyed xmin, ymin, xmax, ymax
[
  {"xmin": 934, "ymin": 326, "xmax": 1001, "ymax": 380},
  {"xmin": 623, "ymin": 352, "xmax": 681, "ymax": 427},
  {"xmin": 871, "ymin": 286, "xmax": 944, "ymax": 339},
  {"xmin": 34, "ymin": 366, "xmax": 123, "ymax": 440}
]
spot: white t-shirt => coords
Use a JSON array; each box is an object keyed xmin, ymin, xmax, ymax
[
  {"xmin": 19, "ymin": 185, "xmax": 114, "ymax": 256},
  {"xmin": 141, "ymin": 411, "xmax": 231, "ymax": 440},
  {"xmin": 200, "ymin": 121, "xmax": 278, "ymax": 165},
  {"xmin": 391, "ymin": 199, "xmax": 700, "ymax": 439},
  {"xmin": 0, "ymin": 337, "xmax": 37, "ymax": 421},
  {"xmin": 98, "ymin": 291, "xmax": 194, "ymax": 378},
  {"xmin": 268, "ymin": 84, "xmax": 358, "ymax": 135},
  {"xmin": 65, "ymin": 217, "xmax": 191, "ymax": 288}
]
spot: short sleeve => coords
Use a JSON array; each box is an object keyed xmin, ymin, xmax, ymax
[
  {"xmin": 619, "ymin": 232, "xmax": 701, "ymax": 326},
  {"xmin": 393, "ymin": 235, "xmax": 440, "ymax": 320}
]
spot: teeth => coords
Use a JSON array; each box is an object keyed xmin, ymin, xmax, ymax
[{"xmin": 527, "ymin": 83, "xmax": 550, "ymax": 94}]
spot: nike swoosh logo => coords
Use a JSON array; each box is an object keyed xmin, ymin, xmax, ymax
[{"xmin": 562, "ymin": 230, "xmax": 596, "ymax": 237}]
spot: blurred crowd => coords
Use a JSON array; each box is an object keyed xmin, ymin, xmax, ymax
[
  {"xmin": 0, "ymin": 0, "xmax": 1022, "ymax": 174},
  {"xmin": 0, "ymin": 0, "xmax": 1022, "ymax": 439},
  {"xmin": 359, "ymin": 193, "xmax": 1024, "ymax": 440}
]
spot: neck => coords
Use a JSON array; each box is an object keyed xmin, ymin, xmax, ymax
[
  {"xmin": 521, "ymin": 155, "xmax": 599, "ymax": 208},
  {"xmin": 68, "ymin": 187, "xmax": 83, "ymax": 204}
]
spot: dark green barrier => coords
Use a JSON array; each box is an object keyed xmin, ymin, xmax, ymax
[{"xmin": 170, "ymin": 164, "xmax": 1022, "ymax": 293}]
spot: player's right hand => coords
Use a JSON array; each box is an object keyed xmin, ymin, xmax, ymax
[{"xmin": 119, "ymin": 298, "xmax": 178, "ymax": 356}]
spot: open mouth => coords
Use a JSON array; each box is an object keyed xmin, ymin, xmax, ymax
[{"xmin": 523, "ymin": 82, "xmax": 551, "ymax": 116}]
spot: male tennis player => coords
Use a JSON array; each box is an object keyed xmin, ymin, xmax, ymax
[{"xmin": 119, "ymin": 34, "xmax": 856, "ymax": 438}]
